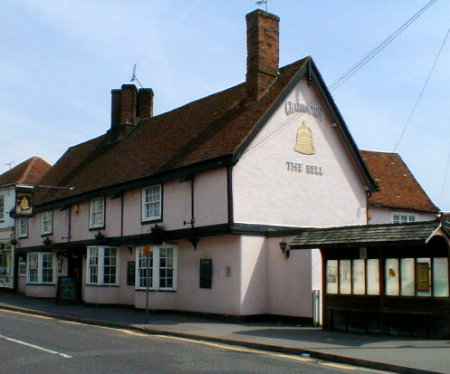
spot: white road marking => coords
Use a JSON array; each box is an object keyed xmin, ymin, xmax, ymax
[{"xmin": 0, "ymin": 333, "xmax": 72, "ymax": 359}]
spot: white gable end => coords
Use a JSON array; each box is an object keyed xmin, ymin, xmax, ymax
[{"xmin": 233, "ymin": 77, "xmax": 367, "ymax": 228}]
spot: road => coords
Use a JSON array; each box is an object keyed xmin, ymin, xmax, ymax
[{"xmin": 0, "ymin": 309, "xmax": 386, "ymax": 374}]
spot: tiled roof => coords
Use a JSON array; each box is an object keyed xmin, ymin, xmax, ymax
[
  {"xmin": 35, "ymin": 57, "xmax": 374, "ymax": 207},
  {"xmin": 0, "ymin": 157, "xmax": 51, "ymax": 187},
  {"xmin": 361, "ymin": 150, "xmax": 439, "ymax": 214},
  {"xmin": 288, "ymin": 221, "xmax": 441, "ymax": 249}
]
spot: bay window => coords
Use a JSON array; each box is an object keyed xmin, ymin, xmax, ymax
[
  {"xmin": 41, "ymin": 211, "xmax": 53, "ymax": 235},
  {"xmin": 89, "ymin": 197, "xmax": 105, "ymax": 229},
  {"xmin": 27, "ymin": 252, "xmax": 56, "ymax": 284},
  {"xmin": 142, "ymin": 185, "xmax": 162, "ymax": 222},
  {"xmin": 86, "ymin": 246, "xmax": 118, "ymax": 286},
  {"xmin": 136, "ymin": 245, "xmax": 177, "ymax": 290}
]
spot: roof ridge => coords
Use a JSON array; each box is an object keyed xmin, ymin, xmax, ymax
[{"xmin": 17, "ymin": 157, "xmax": 36, "ymax": 184}]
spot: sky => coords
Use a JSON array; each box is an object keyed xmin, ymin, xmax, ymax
[{"xmin": 1, "ymin": 0, "xmax": 450, "ymax": 210}]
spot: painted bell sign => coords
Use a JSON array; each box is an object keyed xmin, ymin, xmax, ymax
[
  {"xmin": 16, "ymin": 193, "xmax": 32, "ymax": 216},
  {"xmin": 143, "ymin": 245, "xmax": 153, "ymax": 256},
  {"xmin": 295, "ymin": 122, "xmax": 315, "ymax": 155}
]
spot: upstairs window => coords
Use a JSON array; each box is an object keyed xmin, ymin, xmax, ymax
[
  {"xmin": 393, "ymin": 214, "xmax": 415, "ymax": 224},
  {"xmin": 40, "ymin": 211, "xmax": 53, "ymax": 235},
  {"xmin": 89, "ymin": 197, "xmax": 105, "ymax": 229},
  {"xmin": 142, "ymin": 185, "xmax": 162, "ymax": 222},
  {"xmin": 0, "ymin": 195, "xmax": 4, "ymax": 222},
  {"xmin": 17, "ymin": 217, "xmax": 28, "ymax": 238}
]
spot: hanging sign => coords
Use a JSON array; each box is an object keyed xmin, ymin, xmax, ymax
[
  {"xmin": 15, "ymin": 192, "xmax": 33, "ymax": 216},
  {"xmin": 143, "ymin": 245, "xmax": 153, "ymax": 257}
]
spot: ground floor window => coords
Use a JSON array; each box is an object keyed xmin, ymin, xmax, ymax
[
  {"xmin": 136, "ymin": 245, "xmax": 177, "ymax": 290},
  {"xmin": 86, "ymin": 246, "xmax": 119, "ymax": 286},
  {"xmin": 27, "ymin": 252, "xmax": 56, "ymax": 284},
  {"xmin": 0, "ymin": 244, "xmax": 14, "ymax": 288}
]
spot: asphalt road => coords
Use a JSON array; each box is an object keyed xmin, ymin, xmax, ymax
[{"xmin": 0, "ymin": 309, "xmax": 385, "ymax": 374}]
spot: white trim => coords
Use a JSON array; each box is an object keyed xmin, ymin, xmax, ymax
[
  {"xmin": 135, "ymin": 244, "xmax": 177, "ymax": 291},
  {"xmin": 86, "ymin": 246, "xmax": 120, "ymax": 286},
  {"xmin": 141, "ymin": 185, "xmax": 162, "ymax": 222},
  {"xmin": 89, "ymin": 197, "xmax": 105, "ymax": 229},
  {"xmin": 17, "ymin": 217, "xmax": 28, "ymax": 239},
  {"xmin": 40, "ymin": 211, "xmax": 53, "ymax": 235}
]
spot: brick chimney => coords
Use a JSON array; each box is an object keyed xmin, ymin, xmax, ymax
[
  {"xmin": 110, "ymin": 84, "xmax": 153, "ymax": 140},
  {"xmin": 246, "ymin": 10, "xmax": 280, "ymax": 100}
]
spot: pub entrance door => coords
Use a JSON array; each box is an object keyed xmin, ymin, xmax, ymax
[{"xmin": 67, "ymin": 251, "xmax": 83, "ymax": 302}]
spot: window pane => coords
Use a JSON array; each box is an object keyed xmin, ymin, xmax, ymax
[
  {"xmin": 367, "ymin": 259, "xmax": 380, "ymax": 295},
  {"xmin": 352, "ymin": 260, "xmax": 365, "ymax": 295},
  {"xmin": 138, "ymin": 249, "xmax": 153, "ymax": 288},
  {"xmin": 326, "ymin": 260, "xmax": 338, "ymax": 294},
  {"xmin": 416, "ymin": 258, "xmax": 431, "ymax": 297},
  {"xmin": 339, "ymin": 260, "xmax": 351, "ymax": 295},
  {"xmin": 433, "ymin": 258, "xmax": 449, "ymax": 297},
  {"xmin": 103, "ymin": 248, "xmax": 117, "ymax": 284},
  {"xmin": 159, "ymin": 247, "xmax": 174, "ymax": 289},
  {"xmin": 385, "ymin": 258, "xmax": 399, "ymax": 296},
  {"xmin": 401, "ymin": 258, "xmax": 415, "ymax": 296}
]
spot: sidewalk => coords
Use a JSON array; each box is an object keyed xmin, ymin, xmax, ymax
[{"xmin": 0, "ymin": 292, "xmax": 449, "ymax": 374}]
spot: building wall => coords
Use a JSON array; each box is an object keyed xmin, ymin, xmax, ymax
[
  {"xmin": 233, "ymin": 79, "xmax": 367, "ymax": 228},
  {"xmin": 19, "ymin": 168, "xmax": 229, "ymax": 248},
  {"xmin": 0, "ymin": 187, "xmax": 15, "ymax": 230},
  {"xmin": 368, "ymin": 207, "xmax": 436, "ymax": 224}
]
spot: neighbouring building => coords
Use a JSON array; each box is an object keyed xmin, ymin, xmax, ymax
[
  {"xmin": 362, "ymin": 150, "xmax": 439, "ymax": 224},
  {"xmin": 0, "ymin": 157, "xmax": 51, "ymax": 290},
  {"xmin": 13, "ymin": 10, "xmax": 442, "ymax": 328}
]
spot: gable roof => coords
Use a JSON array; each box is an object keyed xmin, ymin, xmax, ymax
[
  {"xmin": 35, "ymin": 57, "xmax": 376, "ymax": 208},
  {"xmin": 0, "ymin": 157, "xmax": 51, "ymax": 188},
  {"xmin": 361, "ymin": 150, "xmax": 439, "ymax": 214},
  {"xmin": 288, "ymin": 220, "xmax": 443, "ymax": 250}
]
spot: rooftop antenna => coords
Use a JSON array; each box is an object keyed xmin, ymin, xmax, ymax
[
  {"xmin": 130, "ymin": 63, "xmax": 143, "ymax": 88},
  {"xmin": 256, "ymin": 0, "xmax": 269, "ymax": 12},
  {"xmin": 5, "ymin": 162, "xmax": 13, "ymax": 170}
]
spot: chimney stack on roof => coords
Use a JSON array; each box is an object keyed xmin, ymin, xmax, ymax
[
  {"xmin": 110, "ymin": 84, "xmax": 154, "ymax": 140},
  {"xmin": 246, "ymin": 9, "xmax": 280, "ymax": 100}
]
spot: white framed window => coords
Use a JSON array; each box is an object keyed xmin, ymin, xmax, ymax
[
  {"xmin": 86, "ymin": 246, "xmax": 119, "ymax": 286},
  {"xmin": 17, "ymin": 217, "xmax": 28, "ymax": 238},
  {"xmin": 27, "ymin": 252, "xmax": 56, "ymax": 284},
  {"xmin": 40, "ymin": 211, "xmax": 53, "ymax": 235},
  {"xmin": 135, "ymin": 245, "xmax": 177, "ymax": 290},
  {"xmin": 142, "ymin": 185, "xmax": 162, "ymax": 222},
  {"xmin": 89, "ymin": 197, "xmax": 105, "ymax": 229},
  {"xmin": 393, "ymin": 214, "xmax": 415, "ymax": 224},
  {"xmin": 0, "ymin": 195, "xmax": 4, "ymax": 222}
]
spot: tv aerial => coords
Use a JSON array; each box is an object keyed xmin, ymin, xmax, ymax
[
  {"xmin": 256, "ymin": 0, "xmax": 269, "ymax": 12},
  {"xmin": 130, "ymin": 64, "xmax": 143, "ymax": 88}
]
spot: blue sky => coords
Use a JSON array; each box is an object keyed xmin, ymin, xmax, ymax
[{"xmin": 1, "ymin": 0, "xmax": 450, "ymax": 210}]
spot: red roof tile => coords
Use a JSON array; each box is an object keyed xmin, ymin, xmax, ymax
[
  {"xmin": 0, "ymin": 157, "xmax": 51, "ymax": 187},
  {"xmin": 361, "ymin": 150, "xmax": 439, "ymax": 213}
]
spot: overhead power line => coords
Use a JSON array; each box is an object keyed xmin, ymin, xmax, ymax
[
  {"xmin": 393, "ymin": 27, "xmax": 450, "ymax": 151},
  {"xmin": 330, "ymin": 0, "xmax": 439, "ymax": 91}
]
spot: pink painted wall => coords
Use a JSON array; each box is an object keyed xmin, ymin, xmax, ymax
[{"xmin": 25, "ymin": 285, "xmax": 56, "ymax": 298}]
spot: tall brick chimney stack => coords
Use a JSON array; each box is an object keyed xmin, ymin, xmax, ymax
[
  {"xmin": 110, "ymin": 84, "xmax": 154, "ymax": 140},
  {"xmin": 246, "ymin": 9, "xmax": 280, "ymax": 100}
]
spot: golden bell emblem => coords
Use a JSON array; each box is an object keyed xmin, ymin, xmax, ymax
[
  {"xmin": 19, "ymin": 196, "xmax": 30, "ymax": 211},
  {"xmin": 295, "ymin": 122, "xmax": 315, "ymax": 155}
]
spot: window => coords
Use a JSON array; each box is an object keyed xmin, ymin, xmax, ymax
[
  {"xmin": 433, "ymin": 258, "xmax": 449, "ymax": 297},
  {"xmin": 89, "ymin": 198, "xmax": 105, "ymax": 229},
  {"xmin": 136, "ymin": 245, "xmax": 177, "ymax": 290},
  {"xmin": 40, "ymin": 211, "xmax": 53, "ymax": 235},
  {"xmin": 0, "ymin": 196, "xmax": 4, "ymax": 222},
  {"xmin": 400, "ymin": 258, "xmax": 415, "ymax": 296},
  {"xmin": 326, "ymin": 260, "xmax": 338, "ymax": 294},
  {"xmin": 86, "ymin": 246, "xmax": 118, "ymax": 286},
  {"xmin": 339, "ymin": 260, "xmax": 351, "ymax": 294},
  {"xmin": 17, "ymin": 218, "xmax": 28, "ymax": 238},
  {"xmin": 27, "ymin": 252, "xmax": 55, "ymax": 284},
  {"xmin": 142, "ymin": 185, "xmax": 162, "ymax": 222},
  {"xmin": 416, "ymin": 258, "xmax": 431, "ymax": 297},
  {"xmin": 393, "ymin": 214, "xmax": 415, "ymax": 224},
  {"xmin": 385, "ymin": 258, "xmax": 399, "ymax": 296},
  {"xmin": 367, "ymin": 259, "xmax": 380, "ymax": 295},
  {"xmin": 352, "ymin": 260, "xmax": 365, "ymax": 295}
]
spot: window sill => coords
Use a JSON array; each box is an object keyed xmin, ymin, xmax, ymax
[
  {"xmin": 85, "ymin": 284, "xmax": 120, "ymax": 288},
  {"xmin": 141, "ymin": 218, "xmax": 162, "ymax": 225},
  {"xmin": 41, "ymin": 233, "xmax": 53, "ymax": 237},
  {"xmin": 26, "ymin": 283, "xmax": 56, "ymax": 286},
  {"xmin": 135, "ymin": 288, "xmax": 176, "ymax": 293},
  {"xmin": 89, "ymin": 226, "xmax": 105, "ymax": 231}
]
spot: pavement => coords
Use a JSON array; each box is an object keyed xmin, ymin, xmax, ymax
[{"xmin": 0, "ymin": 292, "xmax": 449, "ymax": 374}]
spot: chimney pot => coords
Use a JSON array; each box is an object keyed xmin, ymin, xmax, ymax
[
  {"xmin": 120, "ymin": 84, "xmax": 138, "ymax": 125},
  {"xmin": 246, "ymin": 10, "xmax": 280, "ymax": 100},
  {"xmin": 137, "ymin": 88, "xmax": 154, "ymax": 119}
]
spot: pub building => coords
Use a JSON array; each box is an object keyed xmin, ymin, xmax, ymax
[
  {"xmin": 12, "ymin": 9, "xmax": 441, "ymax": 333},
  {"xmin": 288, "ymin": 220, "xmax": 450, "ymax": 338}
]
